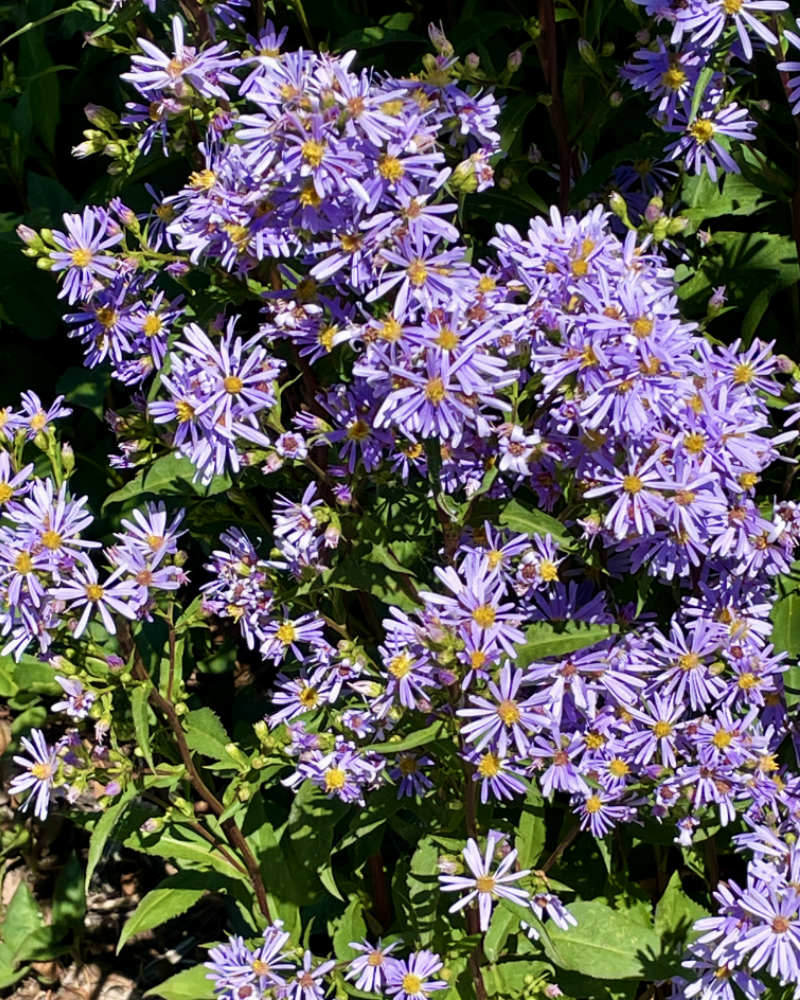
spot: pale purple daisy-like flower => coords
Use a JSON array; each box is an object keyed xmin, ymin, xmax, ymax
[
  {"xmin": 9, "ymin": 729, "xmax": 58, "ymax": 820},
  {"xmin": 672, "ymin": 0, "xmax": 786, "ymax": 61},
  {"xmin": 664, "ymin": 99, "xmax": 756, "ymax": 181},
  {"xmin": 439, "ymin": 830, "xmax": 531, "ymax": 931},
  {"xmin": 778, "ymin": 19, "xmax": 800, "ymax": 115},
  {"xmin": 345, "ymin": 939, "xmax": 401, "ymax": 993},
  {"xmin": 458, "ymin": 663, "xmax": 546, "ymax": 755},
  {"xmin": 50, "ymin": 563, "xmax": 138, "ymax": 637},
  {"xmin": 52, "ymin": 675, "xmax": 95, "ymax": 720},
  {"xmin": 734, "ymin": 886, "xmax": 800, "ymax": 986},
  {"xmin": 287, "ymin": 949, "xmax": 335, "ymax": 1000},
  {"xmin": 384, "ymin": 950, "xmax": 448, "ymax": 1000},
  {"xmin": 49, "ymin": 206, "xmax": 122, "ymax": 303}
]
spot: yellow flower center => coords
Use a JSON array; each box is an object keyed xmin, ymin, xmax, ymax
[
  {"xmin": 367, "ymin": 952, "xmax": 384, "ymax": 967},
  {"xmin": 301, "ymin": 140, "xmax": 326, "ymax": 167},
  {"xmin": 723, "ymin": 0, "xmax": 742, "ymax": 12},
  {"xmin": 318, "ymin": 325, "xmax": 336, "ymax": 351},
  {"xmin": 176, "ymin": 400, "xmax": 195, "ymax": 423},
  {"xmin": 86, "ymin": 583, "xmax": 104, "ymax": 602},
  {"xmin": 189, "ymin": 169, "xmax": 216, "ymax": 190},
  {"xmin": 276, "ymin": 622, "xmax": 296, "ymax": 644},
  {"xmin": 678, "ymin": 653, "xmax": 700, "ymax": 672},
  {"xmin": 684, "ymin": 431, "xmax": 706, "ymax": 453},
  {"xmin": 661, "ymin": 67, "xmax": 687, "ymax": 91},
  {"xmin": 737, "ymin": 671, "xmax": 759, "ymax": 690},
  {"xmin": 622, "ymin": 474, "xmax": 643, "ymax": 494},
  {"xmin": 475, "ymin": 875, "xmax": 496, "ymax": 893},
  {"xmin": 14, "ymin": 552, "xmax": 33, "ymax": 574},
  {"xmin": 585, "ymin": 794, "xmax": 603, "ymax": 813},
  {"xmin": 299, "ymin": 686, "xmax": 318, "ymax": 708},
  {"xmin": 477, "ymin": 275, "xmax": 496, "ymax": 293},
  {"xmin": 299, "ymin": 184, "xmax": 322, "ymax": 207},
  {"xmin": 223, "ymin": 375, "xmax": 244, "ymax": 394},
  {"xmin": 347, "ymin": 419, "xmax": 370, "ymax": 441},
  {"xmin": 402, "ymin": 973, "xmax": 423, "ymax": 995},
  {"xmin": 472, "ymin": 604, "xmax": 496, "ymax": 628},
  {"xmin": 608, "ymin": 757, "xmax": 629, "ymax": 777},
  {"xmin": 571, "ymin": 258, "xmax": 589, "ymax": 277},
  {"xmin": 324, "ymin": 767, "xmax": 346, "ymax": 791},
  {"xmin": 378, "ymin": 154, "xmax": 405, "ymax": 181},
  {"xmin": 389, "ymin": 653, "xmax": 413, "ymax": 678},
  {"xmin": 425, "ymin": 377, "xmax": 446, "ymax": 405},
  {"xmin": 497, "ymin": 699, "xmax": 521, "ymax": 726},
  {"xmin": 96, "ymin": 306, "xmax": 117, "ymax": 328},
  {"xmin": 0, "ymin": 483, "xmax": 12, "ymax": 503},
  {"xmin": 539, "ymin": 560, "xmax": 559, "ymax": 582},
  {"xmin": 381, "ymin": 99, "xmax": 405, "ymax": 116},
  {"xmin": 408, "ymin": 258, "xmax": 429, "ymax": 287},
  {"xmin": 732, "ymin": 362, "xmax": 754, "ymax": 384},
  {"xmin": 143, "ymin": 313, "xmax": 163, "ymax": 337},
  {"xmin": 71, "ymin": 247, "xmax": 93, "ymax": 268},
  {"xmin": 688, "ymin": 119, "xmax": 715, "ymax": 144},
  {"xmin": 41, "ymin": 530, "xmax": 62, "ymax": 551},
  {"xmin": 632, "ymin": 316, "xmax": 654, "ymax": 338},
  {"xmin": 31, "ymin": 762, "xmax": 53, "ymax": 780},
  {"xmin": 712, "ymin": 729, "xmax": 733, "ymax": 749},
  {"xmin": 435, "ymin": 327, "xmax": 459, "ymax": 350},
  {"xmin": 486, "ymin": 549, "xmax": 503, "ymax": 569},
  {"xmin": 478, "ymin": 752, "xmax": 501, "ymax": 777},
  {"xmin": 29, "ymin": 411, "xmax": 47, "ymax": 431},
  {"xmin": 653, "ymin": 720, "xmax": 672, "ymax": 739},
  {"xmin": 739, "ymin": 472, "xmax": 758, "ymax": 489},
  {"xmin": 379, "ymin": 317, "xmax": 403, "ymax": 341}
]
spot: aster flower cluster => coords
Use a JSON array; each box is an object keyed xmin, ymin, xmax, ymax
[
  {"xmin": 207, "ymin": 917, "xmax": 448, "ymax": 1000},
  {"xmin": 7, "ymin": 8, "xmax": 800, "ymax": 1000},
  {"xmin": 0, "ymin": 402, "xmax": 186, "ymax": 661},
  {"xmin": 621, "ymin": 0, "xmax": 799, "ymax": 183}
]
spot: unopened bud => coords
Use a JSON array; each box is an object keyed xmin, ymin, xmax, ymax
[
  {"xmin": 644, "ymin": 196, "xmax": 663, "ymax": 224},
  {"xmin": 465, "ymin": 52, "xmax": 480, "ymax": 70},
  {"xmin": 237, "ymin": 785, "xmax": 251, "ymax": 802},
  {"xmin": 16, "ymin": 224, "xmax": 39, "ymax": 247},
  {"xmin": 507, "ymin": 49, "xmax": 522, "ymax": 72},
  {"xmin": 577, "ymin": 38, "xmax": 597, "ymax": 68},
  {"xmin": 61, "ymin": 442, "xmax": 75, "ymax": 476},
  {"xmin": 609, "ymin": 90, "xmax": 623, "ymax": 107},
  {"xmin": 85, "ymin": 103, "xmax": 119, "ymax": 130}
]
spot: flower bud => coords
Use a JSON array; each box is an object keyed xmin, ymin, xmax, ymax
[
  {"xmin": 609, "ymin": 90, "xmax": 623, "ymax": 107},
  {"xmin": 601, "ymin": 42, "xmax": 614, "ymax": 57},
  {"xmin": 507, "ymin": 49, "xmax": 522, "ymax": 72},
  {"xmin": 450, "ymin": 159, "xmax": 478, "ymax": 194},
  {"xmin": 237, "ymin": 785, "xmax": 251, "ymax": 802},
  {"xmin": 465, "ymin": 52, "xmax": 480, "ymax": 70},
  {"xmin": 577, "ymin": 38, "xmax": 597, "ymax": 68},
  {"xmin": 16, "ymin": 224, "xmax": 40, "ymax": 248},
  {"xmin": 85, "ymin": 104, "xmax": 119, "ymax": 130},
  {"xmin": 61, "ymin": 442, "xmax": 75, "ymax": 477},
  {"xmin": 644, "ymin": 196, "xmax": 663, "ymax": 224}
]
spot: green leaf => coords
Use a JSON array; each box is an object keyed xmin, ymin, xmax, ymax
[
  {"xmin": 772, "ymin": 593, "xmax": 800, "ymax": 657},
  {"xmin": 126, "ymin": 825, "xmax": 247, "ymax": 883},
  {"xmin": 130, "ymin": 684, "xmax": 154, "ymax": 771},
  {"xmin": 86, "ymin": 786, "xmax": 137, "ymax": 890},
  {"xmin": 56, "ymin": 366, "xmax": 109, "ymax": 418},
  {"xmin": 332, "ymin": 896, "xmax": 368, "ymax": 960},
  {"xmin": 2, "ymin": 882, "xmax": 44, "ymax": 960},
  {"xmin": 516, "ymin": 621, "xmax": 614, "ymax": 665},
  {"xmin": 183, "ymin": 707, "xmax": 238, "ymax": 765},
  {"xmin": 654, "ymin": 872, "xmax": 709, "ymax": 952},
  {"xmin": 542, "ymin": 900, "xmax": 674, "ymax": 980},
  {"xmin": 484, "ymin": 903, "xmax": 518, "ymax": 963},
  {"xmin": 118, "ymin": 872, "xmax": 219, "ymax": 953},
  {"xmin": 499, "ymin": 500, "xmax": 575, "ymax": 549},
  {"xmin": 689, "ymin": 63, "xmax": 714, "ymax": 122},
  {"xmin": 103, "ymin": 454, "xmax": 231, "ymax": 509},
  {"xmin": 366, "ymin": 720, "xmax": 446, "ymax": 754},
  {"xmin": 144, "ymin": 964, "xmax": 215, "ymax": 1000},
  {"xmin": 517, "ymin": 783, "xmax": 547, "ymax": 868},
  {"xmin": 52, "ymin": 853, "xmax": 86, "ymax": 933}
]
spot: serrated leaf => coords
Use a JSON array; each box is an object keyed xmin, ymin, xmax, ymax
[
  {"xmin": 183, "ymin": 707, "xmax": 237, "ymax": 765},
  {"xmin": 542, "ymin": 900, "xmax": 675, "ymax": 980},
  {"xmin": 144, "ymin": 963, "xmax": 215, "ymax": 1000},
  {"xmin": 332, "ymin": 896, "xmax": 368, "ymax": 961}
]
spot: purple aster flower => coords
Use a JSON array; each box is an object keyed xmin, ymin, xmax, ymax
[
  {"xmin": 735, "ymin": 885, "xmax": 800, "ymax": 986},
  {"xmin": 287, "ymin": 950, "xmax": 335, "ymax": 1000},
  {"xmin": 385, "ymin": 950, "xmax": 448, "ymax": 1000},
  {"xmin": 9, "ymin": 729, "xmax": 58, "ymax": 820},
  {"xmin": 49, "ymin": 562, "xmax": 138, "ymax": 637},
  {"xmin": 389, "ymin": 753, "xmax": 434, "ymax": 798},
  {"xmin": 458, "ymin": 663, "xmax": 547, "ymax": 755},
  {"xmin": 346, "ymin": 939, "xmax": 401, "ymax": 993},
  {"xmin": 52, "ymin": 675, "xmax": 95, "ymax": 720},
  {"xmin": 778, "ymin": 19, "xmax": 800, "ymax": 115},
  {"xmin": 49, "ymin": 207, "xmax": 122, "ymax": 303},
  {"xmin": 439, "ymin": 830, "xmax": 531, "ymax": 930},
  {"xmin": 664, "ymin": 99, "xmax": 756, "ymax": 181},
  {"xmin": 672, "ymin": 0, "xmax": 786, "ymax": 60}
]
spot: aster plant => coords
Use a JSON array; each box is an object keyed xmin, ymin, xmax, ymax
[{"xmin": 2, "ymin": 1, "xmax": 800, "ymax": 1000}]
